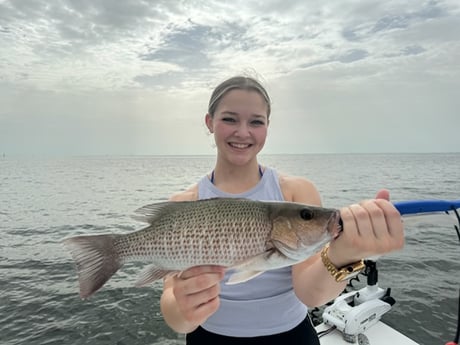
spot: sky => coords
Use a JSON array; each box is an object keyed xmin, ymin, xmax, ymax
[{"xmin": 0, "ymin": 0, "xmax": 459, "ymax": 156}]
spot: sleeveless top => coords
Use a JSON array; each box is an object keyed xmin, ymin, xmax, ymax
[{"xmin": 197, "ymin": 167, "xmax": 308, "ymax": 337}]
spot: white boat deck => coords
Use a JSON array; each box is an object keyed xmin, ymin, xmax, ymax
[{"xmin": 316, "ymin": 321, "xmax": 420, "ymax": 344}]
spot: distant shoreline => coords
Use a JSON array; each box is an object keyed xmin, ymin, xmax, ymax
[
  {"xmin": 1, "ymin": 152, "xmax": 460, "ymax": 161},
  {"xmin": 2, "ymin": 151, "xmax": 460, "ymax": 158}
]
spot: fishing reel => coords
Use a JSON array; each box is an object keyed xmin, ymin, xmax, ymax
[{"xmin": 322, "ymin": 260, "xmax": 395, "ymax": 343}]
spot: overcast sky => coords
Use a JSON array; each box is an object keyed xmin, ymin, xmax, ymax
[{"xmin": 1, "ymin": 0, "xmax": 459, "ymax": 156}]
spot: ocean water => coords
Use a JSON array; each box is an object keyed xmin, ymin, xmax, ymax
[{"xmin": 0, "ymin": 153, "xmax": 459, "ymax": 345}]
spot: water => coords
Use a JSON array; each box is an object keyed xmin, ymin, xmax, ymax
[{"xmin": 0, "ymin": 153, "xmax": 459, "ymax": 345}]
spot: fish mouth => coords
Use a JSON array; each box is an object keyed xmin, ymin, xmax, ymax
[{"xmin": 328, "ymin": 210, "xmax": 341, "ymax": 240}]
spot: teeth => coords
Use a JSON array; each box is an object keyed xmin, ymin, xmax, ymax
[{"xmin": 230, "ymin": 143, "xmax": 250, "ymax": 149}]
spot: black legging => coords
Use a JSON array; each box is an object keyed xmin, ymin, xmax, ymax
[{"xmin": 186, "ymin": 316, "xmax": 320, "ymax": 345}]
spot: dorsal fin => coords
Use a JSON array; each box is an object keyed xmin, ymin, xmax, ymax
[
  {"xmin": 131, "ymin": 198, "xmax": 254, "ymax": 224},
  {"xmin": 131, "ymin": 201, "xmax": 185, "ymax": 224}
]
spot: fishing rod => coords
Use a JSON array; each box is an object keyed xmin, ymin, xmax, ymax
[
  {"xmin": 394, "ymin": 200, "xmax": 460, "ymax": 345},
  {"xmin": 393, "ymin": 199, "xmax": 460, "ymax": 219}
]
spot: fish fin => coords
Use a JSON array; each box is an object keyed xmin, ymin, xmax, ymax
[
  {"xmin": 226, "ymin": 249, "xmax": 298, "ymax": 285},
  {"xmin": 132, "ymin": 198, "xmax": 254, "ymax": 224},
  {"xmin": 135, "ymin": 265, "xmax": 177, "ymax": 287},
  {"xmin": 132, "ymin": 201, "xmax": 186, "ymax": 224},
  {"xmin": 226, "ymin": 270, "xmax": 265, "ymax": 285},
  {"xmin": 233, "ymin": 249, "xmax": 297, "ymax": 271},
  {"xmin": 62, "ymin": 234, "xmax": 122, "ymax": 299}
]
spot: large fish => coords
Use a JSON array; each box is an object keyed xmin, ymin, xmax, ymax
[{"xmin": 63, "ymin": 198, "xmax": 340, "ymax": 299}]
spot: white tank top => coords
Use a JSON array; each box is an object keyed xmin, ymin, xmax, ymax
[{"xmin": 197, "ymin": 167, "xmax": 308, "ymax": 337}]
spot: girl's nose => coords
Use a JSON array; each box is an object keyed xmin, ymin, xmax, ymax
[{"xmin": 234, "ymin": 123, "xmax": 250, "ymax": 137}]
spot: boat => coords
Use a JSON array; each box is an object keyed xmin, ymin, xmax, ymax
[
  {"xmin": 314, "ymin": 259, "xmax": 421, "ymax": 344},
  {"xmin": 316, "ymin": 321, "xmax": 420, "ymax": 344},
  {"xmin": 315, "ymin": 199, "xmax": 460, "ymax": 345}
]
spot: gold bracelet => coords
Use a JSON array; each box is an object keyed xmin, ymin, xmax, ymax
[{"xmin": 321, "ymin": 244, "xmax": 365, "ymax": 282}]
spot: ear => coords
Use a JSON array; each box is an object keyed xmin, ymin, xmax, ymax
[{"xmin": 205, "ymin": 113, "xmax": 214, "ymax": 133}]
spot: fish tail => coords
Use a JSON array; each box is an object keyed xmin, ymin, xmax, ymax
[{"xmin": 62, "ymin": 234, "xmax": 122, "ymax": 299}]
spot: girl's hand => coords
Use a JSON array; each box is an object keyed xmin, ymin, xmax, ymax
[
  {"xmin": 169, "ymin": 265, "xmax": 225, "ymax": 328},
  {"xmin": 328, "ymin": 189, "xmax": 404, "ymax": 267}
]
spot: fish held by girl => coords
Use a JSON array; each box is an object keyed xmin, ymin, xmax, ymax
[{"xmin": 62, "ymin": 198, "xmax": 340, "ymax": 299}]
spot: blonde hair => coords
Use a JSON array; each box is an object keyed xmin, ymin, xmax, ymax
[{"xmin": 208, "ymin": 76, "xmax": 271, "ymax": 118}]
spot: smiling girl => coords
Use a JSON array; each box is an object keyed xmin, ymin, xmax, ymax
[{"xmin": 160, "ymin": 76, "xmax": 404, "ymax": 344}]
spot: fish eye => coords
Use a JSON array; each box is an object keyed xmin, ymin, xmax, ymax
[{"xmin": 300, "ymin": 208, "xmax": 314, "ymax": 220}]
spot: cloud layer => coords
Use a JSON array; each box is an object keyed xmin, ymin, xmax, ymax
[{"xmin": 1, "ymin": 0, "xmax": 459, "ymax": 155}]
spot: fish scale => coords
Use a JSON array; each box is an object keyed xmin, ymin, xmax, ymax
[
  {"xmin": 63, "ymin": 198, "xmax": 338, "ymax": 299},
  {"xmin": 123, "ymin": 200, "xmax": 272, "ymax": 266}
]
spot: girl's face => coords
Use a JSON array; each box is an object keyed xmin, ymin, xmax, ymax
[{"xmin": 206, "ymin": 89, "xmax": 269, "ymax": 166}]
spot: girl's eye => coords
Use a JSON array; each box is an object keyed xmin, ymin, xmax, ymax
[
  {"xmin": 222, "ymin": 117, "xmax": 236, "ymax": 123},
  {"xmin": 251, "ymin": 120, "xmax": 265, "ymax": 126}
]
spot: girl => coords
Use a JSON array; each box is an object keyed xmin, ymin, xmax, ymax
[{"xmin": 160, "ymin": 76, "xmax": 404, "ymax": 344}]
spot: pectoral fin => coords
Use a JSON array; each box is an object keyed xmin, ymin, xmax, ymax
[
  {"xmin": 227, "ymin": 270, "xmax": 265, "ymax": 285},
  {"xmin": 226, "ymin": 249, "xmax": 298, "ymax": 285}
]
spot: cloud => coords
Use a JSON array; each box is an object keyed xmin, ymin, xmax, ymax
[
  {"xmin": 2, "ymin": 0, "xmax": 457, "ymax": 89},
  {"xmin": 342, "ymin": 0, "xmax": 449, "ymax": 42},
  {"xmin": 0, "ymin": 0, "xmax": 459, "ymax": 155},
  {"xmin": 401, "ymin": 45, "xmax": 426, "ymax": 56},
  {"xmin": 138, "ymin": 19, "xmax": 248, "ymax": 70},
  {"xmin": 337, "ymin": 49, "xmax": 370, "ymax": 63}
]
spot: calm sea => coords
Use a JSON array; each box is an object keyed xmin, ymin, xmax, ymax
[{"xmin": 1, "ymin": 153, "xmax": 459, "ymax": 345}]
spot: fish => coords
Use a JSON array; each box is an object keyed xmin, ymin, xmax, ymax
[{"xmin": 62, "ymin": 197, "xmax": 340, "ymax": 299}]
